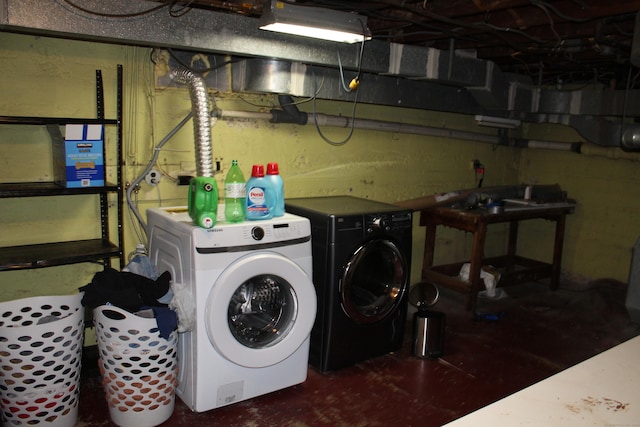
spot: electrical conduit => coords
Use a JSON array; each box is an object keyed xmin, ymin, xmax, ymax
[{"xmin": 212, "ymin": 106, "xmax": 585, "ymax": 153}]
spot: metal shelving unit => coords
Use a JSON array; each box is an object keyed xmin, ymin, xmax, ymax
[{"xmin": 0, "ymin": 65, "xmax": 124, "ymax": 272}]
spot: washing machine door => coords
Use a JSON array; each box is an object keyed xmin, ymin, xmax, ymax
[
  {"xmin": 205, "ymin": 251, "xmax": 317, "ymax": 368},
  {"xmin": 340, "ymin": 239, "xmax": 408, "ymax": 324}
]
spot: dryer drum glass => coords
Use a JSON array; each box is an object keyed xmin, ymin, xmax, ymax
[
  {"xmin": 227, "ymin": 274, "xmax": 297, "ymax": 348},
  {"xmin": 341, "ymin": 239, "xmax": 407, "ymax": 324}
]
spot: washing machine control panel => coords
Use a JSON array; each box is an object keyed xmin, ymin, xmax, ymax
[
  {"xmin": 251, "ymin": 226, "xmax": 265, "ymax": 241},
  {"xmin": 365, "ymin": 212, "xmax": 412, "ymax": 234}
]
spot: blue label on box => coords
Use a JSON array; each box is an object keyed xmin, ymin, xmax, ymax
[{"xmin": 55, "ymin": 124, "xmax": 105, "ymax": 188}]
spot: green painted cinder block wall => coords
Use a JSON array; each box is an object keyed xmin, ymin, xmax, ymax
[{"xmin": 1, "ymin": 32, "xmax": 639, "ymax": 302}]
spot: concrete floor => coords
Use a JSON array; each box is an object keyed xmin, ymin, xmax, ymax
[{"xmin": 76, "ymin": 280, "xmax": 640, "ymax": 426}]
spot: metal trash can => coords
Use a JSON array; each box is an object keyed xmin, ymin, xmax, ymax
[
  {"xmin": 409, "ymin": 282, "xmax": 445, "ymax": 359},
  {"xmin": 412, "ymin": 310, "xmax": 445, "ymax": 359},
  {"xmin": 94, "ymin": 305, "xmax": 178, "ymax": 427},
  {"xmin": 0, "ymin": 294, "xmax": 84, "ymax": 427}
]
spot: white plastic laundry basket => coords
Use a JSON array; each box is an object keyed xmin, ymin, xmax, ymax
[
  {"xmin": 94, "ymin": 305, "xmax": 178, "ymax": 427},
  {"xmin": 0, "ymin": 294, "xmax": 84, "ymax": 427}
]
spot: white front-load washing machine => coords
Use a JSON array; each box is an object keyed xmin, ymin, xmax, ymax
[{"xmin": 146, "ymin": 207, "xmax": 317, "ymax": 413}]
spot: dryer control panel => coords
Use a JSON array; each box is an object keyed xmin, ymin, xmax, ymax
[{"xmin": 365, "ymin": 211, "xmax": 412, "ymax": 234}]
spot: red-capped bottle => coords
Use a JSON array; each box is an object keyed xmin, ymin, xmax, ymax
[
  {"xmin": 266, "ymin": 162, "xmax": 285, "ymax": 217},
  {"xmin": 245, "ymin": 164, "xmax": 275, "ymax": 220}
]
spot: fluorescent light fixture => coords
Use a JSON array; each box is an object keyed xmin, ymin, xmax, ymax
[
  {"xmin": 475, "ymin": 115, "xmax": 521, "ymax": 129},
  {"xmin": 259, "ymin": 0, "xmax": 371, "ymax": 44}
]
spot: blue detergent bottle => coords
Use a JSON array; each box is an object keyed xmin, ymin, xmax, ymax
[
  {"xmin": 266, "ymin": 162, "xmax": 285, "ymax": 217},
  {"xmin": 245, "ymin": 164, "xmax": 275, "ymax": 220}
]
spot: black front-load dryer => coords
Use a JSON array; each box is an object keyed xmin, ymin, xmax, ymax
[{"xmin": 286, "ymin": 195, "xmax": 412, "ymax": 372}]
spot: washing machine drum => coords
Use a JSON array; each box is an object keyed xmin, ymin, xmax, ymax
[
  {"xmin": 205, "ymin": 251, "xmax": 316, "ymax": 368},
  {"xmin": 341, "ymin": 239, "xmax": 408, "ymax": 324}
]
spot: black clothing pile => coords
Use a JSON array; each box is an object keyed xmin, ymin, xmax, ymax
[
  {"xmin": 81, "ymin": 267, "xmax": 179, "ymax": 339},
  {"xmin": 80, "ymin": 267, "xmax": 171, "ymax": 311}
]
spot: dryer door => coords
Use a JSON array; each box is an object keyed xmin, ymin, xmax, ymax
[
  {"xmin": 340, "ymin": 239, "xmax": 408, "ymax": 324},
  {"xmin": 205, "ymin": 251, "xmax": 317, "ymax": 368}
]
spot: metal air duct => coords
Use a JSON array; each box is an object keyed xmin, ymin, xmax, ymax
[{"xmin": 170, "ymin": 67, "xmax": 214, "ymax": 177}]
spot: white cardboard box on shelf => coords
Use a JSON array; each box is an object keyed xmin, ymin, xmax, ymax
[{"xmin": 53, "ymin": 124, "xmax": 105, "ymax": 188}]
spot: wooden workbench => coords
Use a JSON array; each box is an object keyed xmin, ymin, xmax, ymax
[{"xmin": 420, "ymin": 202, "xmax": 575, "ymax": 311}]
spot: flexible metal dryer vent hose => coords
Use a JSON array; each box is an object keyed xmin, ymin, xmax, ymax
[{"xmin": 170, "ymin": 67, "xmax": 214, "ymax": 177}]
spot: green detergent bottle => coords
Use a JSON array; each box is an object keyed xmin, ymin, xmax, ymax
[{"xmin": 188, "ymin": 176, "xmax": 219, "ymax": 229}]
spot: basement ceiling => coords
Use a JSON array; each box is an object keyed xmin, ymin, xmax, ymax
[
  {"xmin": 3, "ymin": 0, "xmax": 640, "ymax": 148},
  {"xmin": 147, "ymin": 0, "xmax": 640, "ymax": 88}
]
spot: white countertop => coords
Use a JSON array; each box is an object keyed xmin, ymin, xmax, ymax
[{"xmin": 443, "ymin": 335, "xmax": 640, "ymax": 426}]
